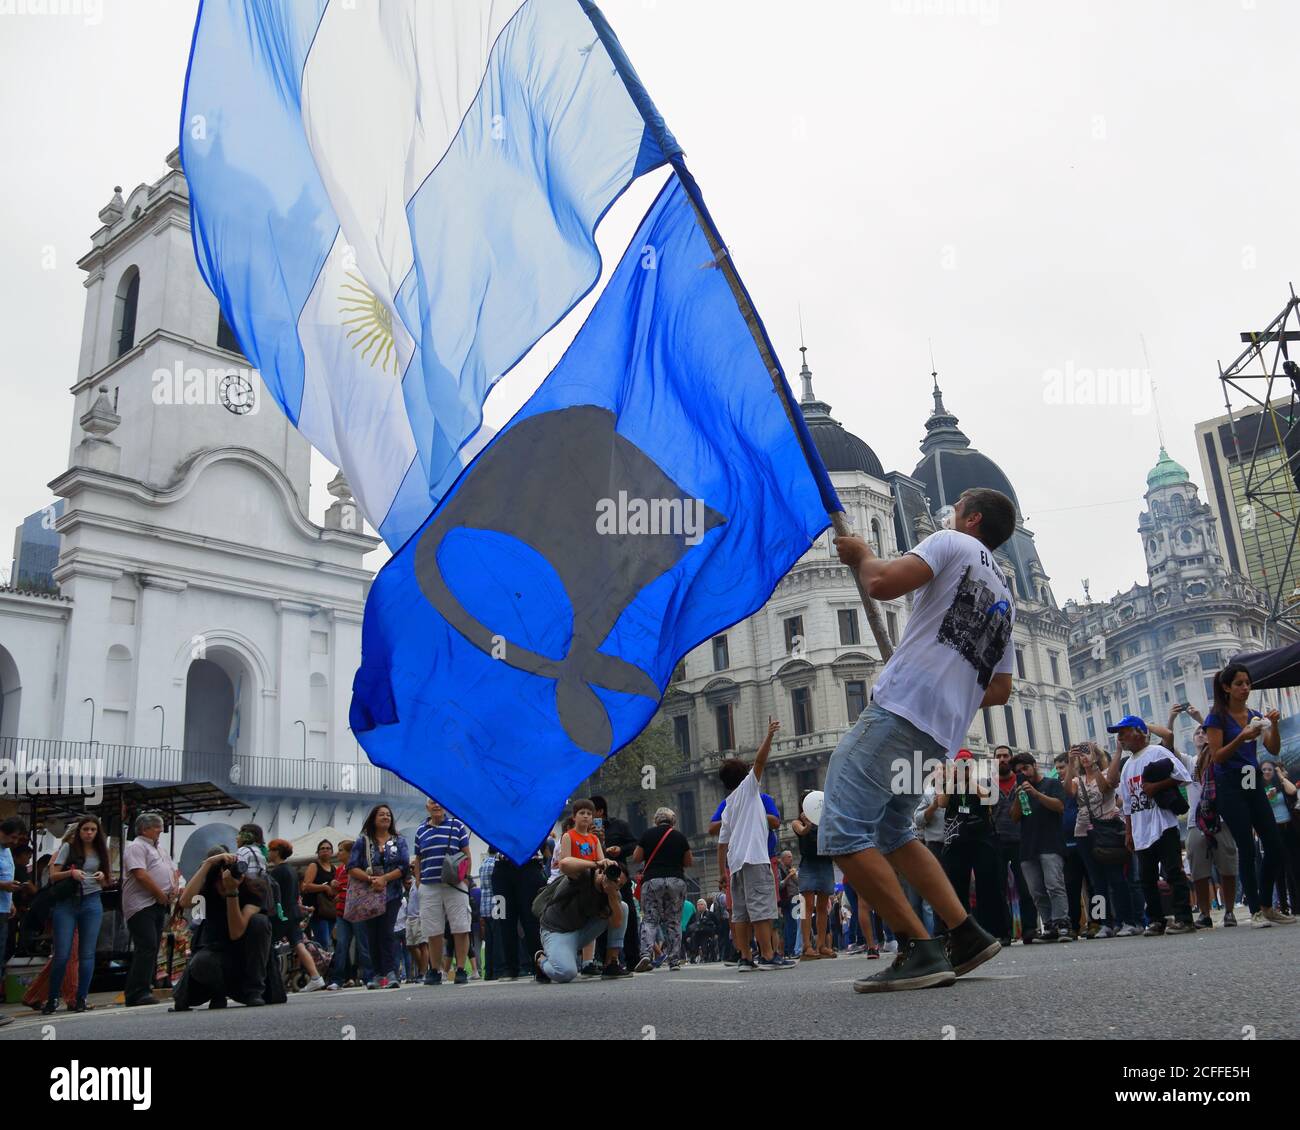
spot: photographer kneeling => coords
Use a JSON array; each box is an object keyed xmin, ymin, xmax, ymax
[
  {"xmin": 172, "ymin": 845, "xmax": 273, "ymax": 1010},
  {"xmin": 534, "ymin": 857, "xmax": 631, "ymax": 983}
]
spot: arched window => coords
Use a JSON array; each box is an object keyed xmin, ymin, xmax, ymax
[
  {"xmin": 1170, "ymin": 494, "xmax": 1186, "ymax": 516},
  {"xmin": 870, "ymin": 518, "xmax": 883, "ymax": 555},
  {"xmin": 113, "ymin": 267, "xmax": 140, "ymax": 359}
]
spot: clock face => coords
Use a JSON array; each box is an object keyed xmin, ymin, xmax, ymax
[{"xmin": 219, "ymin": 373, "xmax": 255, "ymax": 415}]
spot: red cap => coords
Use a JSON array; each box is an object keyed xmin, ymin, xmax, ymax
[{"xmin": 955, "ymin": 748, "xmax": 974, "ymax": 760}]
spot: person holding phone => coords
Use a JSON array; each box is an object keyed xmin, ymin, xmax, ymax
[
  {"xmin": 1204, "ymin": 664, "xmax": 1294, "ymax": 927},
  {"xmin": 44, "ymin": 815, "xmax": 112, "ymax": 1014},
  {"xmin": 1066, "ymin": 743, "xmax": 1138, "ymax": 937}
]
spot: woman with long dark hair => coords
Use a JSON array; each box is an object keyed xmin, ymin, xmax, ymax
[
  {"xmin": 44, "ymin": 815, "xmax": 112, "ymax": 1014},
  {"xmin": 347, "ymin": 804, "xmax": 409, "ymax": 989},
  {"xmin": 1204, "ymin": 664, "xmax": 1294, "ymax": 927}
]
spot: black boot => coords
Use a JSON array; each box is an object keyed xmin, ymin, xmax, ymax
[
  {"xmin": 852, "ymin": 937, "xmax": 955, "ymax": 994},
  {"xmin": 945, "ymin": 917, "xmax": 1002, "ymax": 977}
]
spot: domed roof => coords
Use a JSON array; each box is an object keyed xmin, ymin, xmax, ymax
[
  {"xmin": 911, "ymin": 377, "xmax": 1020, "ymax": 511},
  {"xmin": 796, "ymin": 348, "xmax": 885, "ymax": 478},
  {"xmin": 1146, "ymin": 446, "xmax": 1190, "ymax": 491}
]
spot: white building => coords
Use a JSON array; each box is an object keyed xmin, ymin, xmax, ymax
[
  {"xmin": 0, "ymin": 152, "xmax": 429, "ymax": 854},
  {"xmin": 1065, "ymin": 447, "xmax": 1286, "ymax": 752}
]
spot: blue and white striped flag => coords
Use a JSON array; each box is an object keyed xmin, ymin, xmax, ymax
[{"xmin": 182, "ymin": 0, "xmax": 678, "ymax": 547}]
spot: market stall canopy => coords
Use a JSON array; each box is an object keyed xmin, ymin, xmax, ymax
[{"xmin": 1232, "ymin": 641, "xmax": 1300, "ymax": 690}]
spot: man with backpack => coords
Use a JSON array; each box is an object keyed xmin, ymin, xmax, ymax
[
  {"xmin": 1110, "ymin": 716, "xmax": 1196, "ymax": 936},
  {"xmin": 415, "ymin": 798, "xmax": 473, "ymax": 985}
]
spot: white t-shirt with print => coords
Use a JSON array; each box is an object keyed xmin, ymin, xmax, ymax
[
  {"xmin": 1116, "ymin": 743, "xmax": 1191, "ymax": 851},
  {"xmin": 870, "ymin": 529, "xmax": 1016, "ymax": 755},
  {"xmin": 718, "ymin": 770, "xmax": 771, "ymax": 876}
]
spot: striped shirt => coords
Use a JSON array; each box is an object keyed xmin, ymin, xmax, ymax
[{"xmin": 414, "ymin": 817, "xmax": 470, "ymax": 884}]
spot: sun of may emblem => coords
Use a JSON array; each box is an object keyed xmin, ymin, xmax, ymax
[{"xmin": 339, "ymin": 271, "xmax": 398, "ymax": 374}]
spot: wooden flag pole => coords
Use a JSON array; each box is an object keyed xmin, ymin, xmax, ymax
[{"xmin": 668, "ymin": 159, "xmax": 895, "ymax": 663}]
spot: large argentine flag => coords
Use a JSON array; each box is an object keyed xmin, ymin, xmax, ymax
[
  {"xmin": 351, "ymin": 174, "xmax": 838, "ymax": 861},
  {"xmin": 182, "ymin": 0, "xmax": 679, "ymax": 547}
]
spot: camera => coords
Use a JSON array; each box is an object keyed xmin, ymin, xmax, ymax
[
  {"xmin": 601, "ymin": 860, "xmax": 623, "ymax": 883},
  {"xmin": 220, "ymin": 857, "xmax": 248, "ymax": 878}
]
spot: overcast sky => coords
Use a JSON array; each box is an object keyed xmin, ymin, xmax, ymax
[{"xmin": 3, "ymin": 0, "xmax": 1300, "ymax": 608}]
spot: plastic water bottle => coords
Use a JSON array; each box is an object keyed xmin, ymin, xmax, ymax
[{"xmin": 1018, "ymin": 788, "xmax": 1032, "ymax": 817}]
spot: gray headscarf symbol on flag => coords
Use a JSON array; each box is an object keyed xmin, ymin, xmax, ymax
[{"xmin": 415, "ymin": 406, "xmax": 726, "ymax": 755}]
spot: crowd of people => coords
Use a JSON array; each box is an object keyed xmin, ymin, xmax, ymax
[{"xmin": 3, "ymin": 487, "xmax": 1298, "ymax": 1014}]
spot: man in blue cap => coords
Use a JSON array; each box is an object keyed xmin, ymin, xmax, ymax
[{"xmin": 1107, "ymin": 715, "xmax": 1196, "ymax": 936}]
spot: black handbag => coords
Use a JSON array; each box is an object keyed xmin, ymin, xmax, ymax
[{"xmin": 1078, "ymin": 776, "xmax": 1129, "ymax": 865}]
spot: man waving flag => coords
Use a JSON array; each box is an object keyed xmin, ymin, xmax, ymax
[{"xmin": 182, "ymin": 0, "xmax": 678, "ymax": 547}]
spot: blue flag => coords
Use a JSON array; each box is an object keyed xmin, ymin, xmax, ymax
[{"xmin": 351, "ymin": 173, "xmax": 838, "ymax": 861}]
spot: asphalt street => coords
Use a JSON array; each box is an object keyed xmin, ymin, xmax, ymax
[{"xmin": 2, "ymin": 923, "xmax": 1296, "ymax": 1041}]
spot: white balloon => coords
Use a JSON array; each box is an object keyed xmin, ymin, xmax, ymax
[{"xmin": 803, "ymin": 790, "xmax": 825, "ymax": 825}]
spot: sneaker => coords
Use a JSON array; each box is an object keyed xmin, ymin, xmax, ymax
[
  {"xmin": 1166, "ymin": 920, "xmax": 1195, "ymax": 935},
  {"xmin": 423, "ymin": 970, "xmax": 442, "ymax": 986},
  {"xmin": 1142, "ymin": 922, "xmax": 1165, "ymax": 937},
  {"xmin": 301, "ymin": 976, "xmax": 325, "ymax": 993},
  {"xmin": 1020, "ymin": 932, "xmax": 1036, "ymax": 945},
  {"xmin": 1115, "ymin": 924, "xmax": 1141, "ymax": 937},
  {"xmin": 365, "ymin": 979, "xmax": 380, "ymax": 990},
  {"xmin": 945, "ymin": 919, "xmax": 1002, "ymax": 977},
  {"xmin": 756, "ymin": 955, "xmax": 794, "ymax": 971},
  {"xmin": 668, "ymin": 962, "xmax": 683, "ymax": 971},
  {"xmin": 634, "ymin": 956, "xmax": 653, "ymax": 973},
  {"xmin": 882, "ymin": 939, "xmax": 899, "ymax": 954},
  {"xmin": 41, "ymin": 1000, "xmax": 59, "ymax": 1016},
  {"xmin": 1054, "ymin": 923, "xmax": 1076, "ymax": 943},
  {"xmin": 579, "ymin": 961, "xmax": 602, "ymax": 978},
  {"xmin": 1196, "ymin": 914, "xmax": 1214, "ymax": 930},
  {"xmin": 1037, "ymin": 926, "xmax": 1059, "ymax": 943},
  {"xmin": 735, "ymin": 959, "xmax": 757, "ymax": 973},
  {"xmin": 601, "ymin": 963, "xmax": 632, "ymax": 979},
  {"xmin": 1263, "ymin": 907, "xmax": 1297, "ymax": 925},
  {"xmin": 1222, "ymin": 910, "xmax": 1237, "ymax": 927},
  {"xmin": 388, "ymin": 976, "xmax": 403, "ymax": 988},
  {"xmin": 867, "ymin": 946, "xmax": 881, "ymax": 959},
  {"xmin": 1094, "ymin": 925, "xmax": 1114, "ymax": 939},
  {"xmin": 453, "ymin": 969, "xmax": 468, "ymax": 986},
  {"xmin": 325, "ymin": 982, "xmax": 341, "ymax": 991},
  {"xmin": 1252, "ymin": 910, "xmax": 1275, "ymax": 928},
  {"xmin": 125, "ymin": 995, "xmax": 161, "ymax": 1007},
  {"xmin": 852, "ymin": 938, "xmax": 956, "ymax": 994}
]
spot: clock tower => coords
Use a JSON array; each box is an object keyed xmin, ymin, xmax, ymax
[{"xmin": 45, "ymin": 150, "xmax": 378, "ymax": 766}]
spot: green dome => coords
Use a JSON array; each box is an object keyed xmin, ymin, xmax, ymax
[{"xmin": 1147, "ymin": 446, "xmax": 1190, "ymax": 490}]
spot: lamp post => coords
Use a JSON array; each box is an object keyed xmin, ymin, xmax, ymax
[
  {"xmin": 152, "ymin": 704, "xmax": 165, "ymax": 748},
  {"xmin": 83, "ymin": 697, "xmax": 96, "ymax": 745},
  {"xmin": 295, "ymin": 719, "xmax": 307, "ymax": 760}
]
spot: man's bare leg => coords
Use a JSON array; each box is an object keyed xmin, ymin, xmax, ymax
[
  {"xmin": 835, "ymin": 847, "xmax": 928, "ymax": 938},
  {"xmin": 752, "ymin": 920, "xmax": 776, "ymax": 961},
  {"xmin": 734, "ymin": 921, "xmax": 753, "ymax": 961},
  {"xmin": 888, "ymin": 840, "xmax": 968, "ymax": 931}
]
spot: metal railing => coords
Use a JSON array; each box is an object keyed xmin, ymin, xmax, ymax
[{"xmin": 0, "ymin": 735, "xmax": 422, "ymax": 799}]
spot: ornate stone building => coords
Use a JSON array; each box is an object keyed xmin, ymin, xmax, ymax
[{"xmin": 1065, "ymin": 447, "xmax": 1284, "ymax": 755}]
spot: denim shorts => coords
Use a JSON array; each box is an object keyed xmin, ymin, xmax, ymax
[
  {"xmin": 818, "ymin": 703, "xmax": 946, "ymax": 857},
  {"xmin": 797, "ymin": 857, "xmax": 835, "ymax": 894}
]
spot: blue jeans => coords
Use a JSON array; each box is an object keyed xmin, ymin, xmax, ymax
[
  {"xmin": 330, "ymin": 915, "xmax": 373, "ymax": 984},
  {"xmin": 310, "ymin": 916, "xmax": 333, "ymax": 951},
  {"xmin": 820, "ymin": 704, "xmax": 945, "ymax": 856},
  {"xmin": 540, "ymin": 911, "xmax": 627, "ymax": 983},
  {"xmin": 1080, "ymin": 834, "xmax": 1137, "ymax": 928},
  {"xmin": 781, "ymin": 904, "xmax": 797, "ymax": 954},
  {"xmin": 50, "ymin": 892, "xmax": 103, "ymax": 1003}
]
